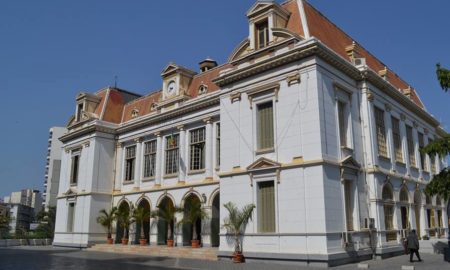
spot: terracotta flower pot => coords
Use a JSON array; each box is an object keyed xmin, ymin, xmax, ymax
[
  {"xmin": 167, "ymin": 239, "xmax": 174, "ymax": 247},
  {"xmin": 121, "ymin": 239, "xmax": 129, "ymax": 245},
  {"xmin": 107, "ymin": 238, "xmax": 114, "ymax": 245},
  {"xmin": 233, "ymin": 252, "xmax": 244, "ymax": 263},
  {"xmin": 191, "ymin": 240, "xmax": 200, "ymax": 248},
  {"xmin": 139, "ymin": 239, "xmax": 147, "ymax": 246}
]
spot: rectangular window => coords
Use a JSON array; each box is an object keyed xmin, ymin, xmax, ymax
[
  {"xmin": 143, "ymin": 140, "xmax": 157, "ymax": 178},
  {"xmin": 429, "ymin": 138, "xmax": 437, "ymax": 174},
  {"xmin": 257, "ymin": 181, "xmax": 275, "ymax": 233},
  {"xmin": 257, "ymin": 101, "xmax": 274, "ymax": 151},
  {"xmin": 76, "ymin": 103, "xmax": 83, "ymax": 122},
  {"xmin": 190, "ymin": 128, "xmax": 206, "ymax": 171},
  {"xmin": 216, "ymin": 123, "xmax": 220, "ymax": 167},
  {"xmin": 406, "ymin": 126, "xmax": 416, "ymax": 167},
  {"xmin": 391, "ymin": 117, "xmax": 402, "ymax": 162},
  {"xmin": 344, "ymin": 181, "xmax": 354, "ymax": 231},
  {"xmin": 338, "ymin": 101, "xmax": 348, "ymax": 147},
  {"xmin": 418, "ymin": 133, "xmax": 427, "ymax": 171},
  {"xmin": 67, "ymin": 203, "xmax": 75, "ymax": 233},
  {"xmin": 70, "ymin": 150, "xmax": 80, "ymax": 185},
  {"xmin": 255, "ymin": 20, "xmax": 269, "ymax": 49},
  {"xmin": 384, "ymin": 205, "xmax": 396, "ymax": 241},
  {"xmin": 165, "ymin": 134, "xmax": 179, "ymax": 175},
  {"xmin": 374, "ymin": 107, "xmax": 388, "ymax": 157},
  {"xmin": 125, "ymin": 146, "xmax": 136, "ymax": 181}
]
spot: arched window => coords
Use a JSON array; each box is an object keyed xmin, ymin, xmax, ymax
[
  {"xmin": 382, "ymin": 184, "xmax": 396, "ymax": 241},
  {"xmin": 150, "ymin": 103, "xmax": 157, "ymax": 111},
  {"xmin": 198, "ymin": 84, "xmax": 208, "ymax": 95},
  {"xmin": 436, "ymin": 196, "xmax": 442, "ymax": 207},
  {"xmin": 399, "ymin": 187, "xmax": 409, "ymax": 203},
  {"xmin": 131, "ymin": 109, "xmax": 139, "ymax": 118},
  {"xmin": 425, "ymin": 194, "xmax": 432, "ymax": 205}
]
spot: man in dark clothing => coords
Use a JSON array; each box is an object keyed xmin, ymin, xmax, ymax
[{"xmin": 407, "ymin": 230, "xmax": 422, "ymax": 262}]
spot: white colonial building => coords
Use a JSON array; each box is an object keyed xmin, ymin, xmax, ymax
[{"xmin": 54, "ymin": 0, "xmax": 448, "ymax": 266}]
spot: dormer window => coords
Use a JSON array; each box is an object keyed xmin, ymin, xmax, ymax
[
  {"xmin": 76, "ymin": 103, "xmax": 84, "ymax": 122},
  {"xmin": 255, "ymin": 20, "xmax": 269, "ymax": 49},
  {"xmin": 198, "ymin": 84, "xmax": 208, "ymax": 95},
  {"xmin": 150, "ymin": 103, "xmax": 158, "ymax": 111},
  {"xmin": 131, "ymin": 109, "xmax": 139, "ymax": 118}
]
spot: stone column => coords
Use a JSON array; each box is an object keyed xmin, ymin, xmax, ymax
[
  {"xmin": 119, "ymin": 142, "xmax": 126, "ymax": 185},
  {"xmin": 154, "ymin": 132, "xmax": 162, "ymax": 187},
  {"xmin": 149, "ymin": 215, "xmax": 158, "ymax": 245},
  {"xmin": 442, "ymin": 204, "xmax": 449, "ymax": 238},
  {"xmin": 204, "ymin": 118, "xmax": 213, "ymax": 181},
  {"xmin": 175, "ymin": 211, "xmax": 184, "ymax": 246},
  {"xmin": 129, "ymin": 222, "xmax": 136, "ymax": 245},
  {"xmin": 134, "ymin": 137, "xmax": 143, "ymax": 190},
  {"xmin": 178, "ymin": 125, "xmax": 186, "ymax": 183},
  {"xmin": 409, "ymin": 203, "xmax": 416, "ymax": 230},
  {"xmin": 201, "ymin": 205, "xmax": 212, "ymax": 247},
  {"xmin": 420, "ymin": 204, "xmax": 428, "ymax": 238},
  {"xmin": 115, "ymin": 142, "xmax": 124, "ymax": 190}
]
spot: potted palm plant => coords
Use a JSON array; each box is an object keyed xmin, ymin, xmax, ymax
[
  {"xmin": 133, "ymin": 205, "xmax": 150, "ymax": 246},
  {"xmin": 222, "ymin": 202, "xmax": 255, "ymax": 263},
  {"xmin": 96, "ymin": 207, "xmax": 118, "ymax": 244},
  {"xmin": 116, "ymin": 206, "xmax": 133, "ymax": 245},
  {"xmin": 151, "ymin": 204, "xmax": 181, "ymax": 247},
  {"xmin": 178, "ymin": 199, "xmax": 209, "ymax": 248}
]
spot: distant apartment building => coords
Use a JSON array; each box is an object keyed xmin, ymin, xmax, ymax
[
  {"xmin": 8, "ymin": 204, "xmax": 34, "ymax": 234},
  {"xmin": 43, "ymin": 127, "xmax": 67, "ymax": 211},
  {"xmin": 4, "ymin": 189, "xmax": 43, "ymax": 219}
]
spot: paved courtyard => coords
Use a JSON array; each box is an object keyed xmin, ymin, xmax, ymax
[{"xmin": 0, "ymin": 246, "xmax": 448, "ymax": 270}]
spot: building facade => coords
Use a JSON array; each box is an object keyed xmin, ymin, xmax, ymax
[
  {"xmin": 53, "ymin": 0, "xmax": 448, "ymax": 266},
  {"xmin": 8, "ymin": 204, "xmax": 34, "ymax": 234},
  {"xmin": 43, "ymin": 127, "xmax": 67, "ymax": 211}
]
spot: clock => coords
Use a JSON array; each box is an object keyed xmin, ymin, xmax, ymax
[{"xmin": 167, "ymin": 80, "xmax": 177, "ymax": 95}]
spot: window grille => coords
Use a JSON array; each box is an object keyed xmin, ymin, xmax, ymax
[
  {"xmin": 418, "ymin": 133, "xmax": 427, "ymax": 171},
  {"xmin": 125, "ymin": 146, "xmax": 136, "ymax": 181},
  {"xmin": 165, "ymin": 134, "xmax": 179, "ymax": 175},
  {"xmin": 143, "ymin": 140, "xmax": 157, "ymax": 178},
  {"xmin": 338, "ymin": 101, "xmax": 348, "ymax": 147},
  {"xmin": 374, "ymin": 107, "xmax": 388, "ymax": 157},
  {"xmin": 391, "ymin": 117, "xmax": 402, "ymax": 162},
  {"xmin": 406, "ymin": 126, "xmax": 416, "ymax": 167},
  {"xmin": 189, "ymin": 128, "xmax": 206, "ymax": 171},
  {"xmin": 257, "ymin": 181, "xmax": 275, "ymax": 233}
]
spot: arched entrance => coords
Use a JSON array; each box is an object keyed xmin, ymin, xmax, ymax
[
  {"xmin": 157, "ymin": 197, "xmax": 174, "ymax": 245},
  {"xmin": 115, "ymin": 201, "xmax": 130, "ymax": 243},
  {"xmin": 134, "ymin": 199, "xmax": 151, "ymax": 245},
  {"xmin": 414, "ymin": 190, "xmax": 422, "ymax": 238},
  {"xmin": 210, "ymin": 193, "xmax": 220, "ymax": 247},
  {"xmin": 399, "ymin": 187, "xmax": 410, "ymax": 229},
  {"xmin": 182, "ymin": 194, "xmax": 202, "ymax": 246}
]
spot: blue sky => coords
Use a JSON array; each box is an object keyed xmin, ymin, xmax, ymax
[{"xmin": 0, "ymin": 0, "xmax": 449, "ymax": 199}]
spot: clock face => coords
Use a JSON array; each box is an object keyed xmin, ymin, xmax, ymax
[{"xmin": 167, "ymin": 81, "xmax": 176, "ymax": 95}]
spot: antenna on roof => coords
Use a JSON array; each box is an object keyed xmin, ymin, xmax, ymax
[{"xmin": 114, "ymin": 75, "xmax": 118, "ymax": 88}]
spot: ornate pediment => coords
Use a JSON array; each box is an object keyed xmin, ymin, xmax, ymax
[
  {"xmin": 340, "ymin": 155, "xmax": 361, "ymax": 169},
  {"xmin": 246, "ymin": 0, "xmax": 290, "ymax": 20},
  {"xmin": 247, "ymin": 157, "xmax": 281, "ymax": 172},
  {"xmin": 161, "ymin": 63, "xmax": 179, "ymax": 77},
  {"xmin": 64, "ymin": 188, "xmax": 77, "ymax": 196}
]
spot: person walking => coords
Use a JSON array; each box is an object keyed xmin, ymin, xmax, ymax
[{"xmin": 406, "ymin": 230, "xmax": 422, "ymax": 262}]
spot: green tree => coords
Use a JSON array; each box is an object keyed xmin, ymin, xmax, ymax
[
  {"xmin": 96, "ymin": 207, "xmax": 118, "ymax": 240},
  {"xmin": 151, "ymin": 204, "xmax": 182, "ymax": 241},
  {"xmin": 222, "ymin": 202, "xmax": 255, "ymax": 255},
  {"xmin": 437, "ymin": 64, "xmax": 450, "ymax": 92},
  {"xmin": 0, "ymin": 215, "xmax": 11, "ymax": 239},
  {"xmin": 116, "ymin": 206, "xmax": 133, "ymax": 241},
  {"xmin": 421, "ymin": 64, "xmax": 450, "ymax": 200},
  {"xmin": 34, "ymin": 207, "xmax": 56, "ymax": 239},
  {"xmin": 178, "ymin": 199, "xmax": 209, "ymax": 242},
  {"xmin": 132, "ymin": 205, "xmax": 150, "ymax": 241}
]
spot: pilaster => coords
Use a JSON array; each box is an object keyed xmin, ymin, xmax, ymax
[
  {"xmin": 178, "ymin": 125, "xmax": 186, "ymax": 183},
  {"xmin": 155, "ymin": 132, "xmax": 162, "ymax": 187},
  {"xmin": 204, "ymin": 118, "xmax": 213, "ymax": 181}
]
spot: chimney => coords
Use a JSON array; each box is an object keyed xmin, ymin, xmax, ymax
[{"xmin": 199, "ymin": 58, "xmax": 217, "ymax": 73}]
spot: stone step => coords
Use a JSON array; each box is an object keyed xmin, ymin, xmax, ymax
[{"xmin": 88, "ymin": 244, "xmax": 218, "ymax": 261}]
